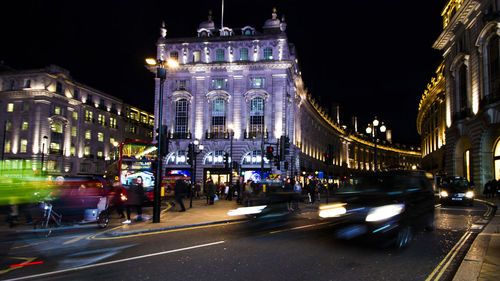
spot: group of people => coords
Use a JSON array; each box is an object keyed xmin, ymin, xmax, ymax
[{"xmin": 483, "ymin": 179, "xmax": 500, "ymax": 198}]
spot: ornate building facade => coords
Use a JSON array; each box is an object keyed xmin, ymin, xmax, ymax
[
  {"xmin": 152, "ymin": 9, "xmax": 421, "ymax": 185},
  {"xmin": 424, "ymin": 0, "xmax": 500, "ymax": 190},
  {"xmin": 0, "ymin": 65, "xmax": 154, "ymax": 176}
]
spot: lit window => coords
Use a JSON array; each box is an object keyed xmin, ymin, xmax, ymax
[
  {"xmin": 193, "ymin": 51, "xmax": 201, "ymax": 63},
  {"xmin": 20, "ymin": 139, "xmax": 28, "ymax": 153},
  {"xmin": 72, "ymin": 111, "xmax": 78, "ymax": 120},
  {"xmin": 70, "ymin": 146, "xmax": 76, "ymax": 156},
  {"xmin": 239, "ymin": 48, "xmax": 248, "ymax": 61},
  {"xmin": 54, "ymin": 106, "xmax": 61, "ymax": 115},
  {"xmin": 211, "ymin": 78, "xmax": 228, "ymax": 89},
  {"xmin": 7, "ymin": 103, "xmax": 14, "ymax": 112},
  {"xmin": 21, "ymin": 120, "xmax": 29, "ymax": 130},
  {"xmin": 215, "ymin": 49, "xmax": 225, "ymax": 62},
  {"xmin": 98, "ymin": 114, "xmax": 105, "ymax": 125},
  {"xmin": 4, "ymin": 140, "xmax": 11, "ymax": 153},
  {"xmin": 71, "ymin": 126, "xmax": 77, "ymax": 137},
  {"xmin": 97, "ymin": 151, "xmax": 103, "ymax": 158},
  {"xmin": 85, "ymin": 130, "xmax": 91, "ymax": 140},
  {"xmin": 109, "ymin": 117, "xmax": 117, "ymax": 128},
  {"xmin": 84, "ymin": 146, "xmax": 90, "ymax": 156},
  {"xmin": 5, "ymin": 120, "xmax": 12, "ymax": 131},
  {"xmin": 250, "ymin": 77, "xmax": 265, "ymax": 88},
  {"xmin": 51, "ymin": 123, "xmax": 63, "ymax": 133},
  {"xmin": 85, "ymin": 110, "xmax": 93, "ymax": 122},
  {"xmin": 97, "ymin": 132, "xmax": 104, "ymax": 142},
  {"xmin": 175, "ymin": 99, "xmax": 189, "ymax": 135},
  {"xmin": 263, "ymin": 47, "xmax": 273, "ymax": 60}
]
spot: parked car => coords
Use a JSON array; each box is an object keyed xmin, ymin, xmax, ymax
[
  {"xmin": 319, "ymin": 170, "xmax": 435, "ymax": 249},
  {"xmin": 438, "ymin": 176, "xmax": 474, "ymax": 206}
]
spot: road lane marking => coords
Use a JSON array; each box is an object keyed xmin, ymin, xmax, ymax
[
  {"xmin": 88, "ymin": 221, "xmax": 245, "ymax": 240},
  {"xmin": 0, "ymin": 257, "xmax": 37, "ymax": 275},
  {"xmin": 269, "ymin": 221, "xmax": 334, "ymax": 234},
  {"xmin": 425, "ymin": 231, "xmax": 472, "ymax": 281},
  {"xmin": 62, "ymin": 235, "xmax": 87, "ymax": 245},
  {"xmin": 4, "ymin": 241, "xmax": 225, "ymax": 281}
]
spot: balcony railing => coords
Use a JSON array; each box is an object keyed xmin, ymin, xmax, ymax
[
  {"xmin": 244, "ymin": 130, "xmax": 268, "ymax": 139},
  {"xmin": 170, "ymin": 131, "xmax": 192, "ymax": 139},
  {"xmin": 205, "ymin": 130, "xmax": 229, "ymax": 139}
]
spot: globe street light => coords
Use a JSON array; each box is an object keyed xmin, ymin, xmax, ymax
[
  {"xmin": 146, "ymin": 57, "xmax": 178, "ymax": 223},
  {"xmin": 366, "ymin": 117, "xmax": 387, "ymax": 171}
]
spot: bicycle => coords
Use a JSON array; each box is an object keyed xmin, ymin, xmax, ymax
[{"xmin": 32, "ymin": 202, "xmax": 62, "ymax": 237}]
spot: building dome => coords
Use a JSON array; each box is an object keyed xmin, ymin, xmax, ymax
[
  {"xmin": 199, "ymin": 10, "xmax": 215, "ymax": 30},
  {"xmin": 263, "ymin": 8, "xmax": 281, "ymax": 30}
]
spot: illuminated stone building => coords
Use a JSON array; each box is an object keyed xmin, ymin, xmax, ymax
[
  {"xmin": 0, "ymin": 65, "xmax": 153, "ymax": 176},
  {"xmin": 152, "ymin": 9, "xmax": 421, "ymax": 185},
  {"xmin": 417, "ymin": 63, "xmax": 447, "ymax": 174},
  {"xmin": 429, "ymin": 0, "xmax": 500, "ymax": 189}
]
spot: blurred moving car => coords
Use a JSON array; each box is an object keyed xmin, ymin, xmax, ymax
[
  {"xmin": 438, "ymin": 177, "xmax": 474, "ymax": 206},
  {"xmin": 319, "ymin": 170, "xmax": 435, "ymax": 249}
]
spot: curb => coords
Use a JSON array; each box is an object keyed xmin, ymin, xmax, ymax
[
  {"xmin": 104, "ymin": 218, "xmax": 249, "ymax": 237},
  {"xmin": 452, "ymin": 199, "xmax": 498, "ymax": 281}
]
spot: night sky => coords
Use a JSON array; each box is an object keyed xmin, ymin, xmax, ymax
[{"xmin": 0, "ymin": 0, "xmax": 448, "ymax": 146}]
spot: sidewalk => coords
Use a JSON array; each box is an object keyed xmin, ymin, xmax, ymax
[
  {"xmin": 453, "ymin": 197, "xmax": 499, "ymax": 281},
  {"xmin": 102, "ymin": 197, "xmax": 319, "ymax": 237},
  {"xmin": 105, "ymin": 198, "xmax": 248, "ymax": 237}
]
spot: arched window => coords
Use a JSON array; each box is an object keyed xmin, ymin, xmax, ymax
[
  {"xmin": 211, "ymin": 98, "xmax": 226, "ymax": 138},
  {"xmin": 494, "ymin": 140, "xmax": 500, "ymax": 180},
  {"xmin": 458, "ymin": 63, "xmax": 468, "ymax": 112},
  {"xmin": 249, "ymin": 97, "xmax": 264, "ymax": 138},
  {"xmin": 167, "ymin": 150, "xmax": 187, "ymax": 165},
  {"xmin": 488, "ymin": 36, "xmax": 500, "ymax": 99},
  {"xmin": 174, "ymin": 99, "xmax": 189, "ymax": 138},
  {"xmin": 263, "ymin": 47, "xmax": 273, "ymax": 60},
  {"xmin": 464, "ymin": 149, "xmax": 471, "ymax": 182},
  {"xmin": 203, "ymin": 150, "xmax": 226, "ymax": 165},
  {"xmin": 241, "ymin": 150, "xmax": 269, "ymax": 165}
]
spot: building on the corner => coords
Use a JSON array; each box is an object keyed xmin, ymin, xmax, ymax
[
  {"xmin": 0, "ymin": 64, "xmax": 154, "ymax": 176},
  {"xmin": 427, "ymin": 0, "xmax": 500, "ymax": 191},
  {"xmin": 417, "ymin": 63, "xmax": 447, "ymax": 175},
  {"xmin": 151, "ymin": 9, "xmax": 421, "ymax": 186}
]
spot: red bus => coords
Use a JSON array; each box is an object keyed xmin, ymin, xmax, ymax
[{"xmin": 106, "ymin": 141, "xmax": 157, "ymax": 202}]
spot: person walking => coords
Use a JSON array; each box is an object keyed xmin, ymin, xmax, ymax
[
  {"xmin": 108, "ymin": 181, "xmax": 125, "ymax": 219},
  {"xmin": 206, "ymin": 179, "xmax": 216, "ymax": 205},
  {"xmin": 293, "ymin": 180, "xmax": 302, "ymax": 210},
  {"xmin": 174, "ymin": 179, "xmax": 187, "ymax": 212},
  {"xmin": 122, "ymin": 176, "xmax": 144, "ymax": 224}
]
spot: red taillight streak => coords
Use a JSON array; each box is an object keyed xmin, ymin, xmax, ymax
[{"xmin": 10, "ymin": 261, "xmax": 44, "ymax": 267}]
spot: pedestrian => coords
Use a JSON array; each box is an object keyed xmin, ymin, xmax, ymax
[
  {"xmin": 206, "ymin": 179, "xmax": 216, "ymax": 205},
  {"xmin": 484, "ymin": 180, "xmax": 492, "ymax": 198},
  {"xmin": 174, "ymin": 179, "xmax": 187, "ymax": 212},
  {"xmin": 244, "ymin": 180, "xmax": 253, "ymax": 206},
  {"xmin": 194, "ymin": 181, "xmax": 201, "ymax": 199},
  {"xmin": 236, "ymin": 177, "xmax": 244, "ymax": 204},
  {"xmin": 493, "ymin": 179, "xmax": 499, "ymax": 198},
  {"xmin": 108, "ymin": 181, "xmax": 125, "ymax": 218},
  {"xmin": 284, "ymin": 178, "xmax": 294, "ymax": 211},
  {"xmin": 293, "ymin": 180, "xmax": 302, "ymax": 210},
  {"xmin": 122, "ymin": 176, "xmax": 144, "ymax": 224}
]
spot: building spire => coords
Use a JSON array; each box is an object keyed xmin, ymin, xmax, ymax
[{"xmin": 160, "ymin": 21, "xmax": 167, "ymax": 38}]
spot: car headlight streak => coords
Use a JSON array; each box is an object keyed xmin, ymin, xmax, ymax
[
  {"xmin": 365, "ymin": 204, "xmax": 405, "ymax": 222},
  {"xmin": 465, "ymin": 191, "xmax": 474, "ymax": 198},
  {"xmin": 318, "ymin": 203, "xmax": 347, "ymax": 218},
  {"xmin": 440, "ymin": 190, "xmax": 448, "ymax": 197}
]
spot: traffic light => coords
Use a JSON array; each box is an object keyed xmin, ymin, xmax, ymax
[
  {"xmin": 324, "ymin": 144, "xmax": 334, "ymax": 165},
  {"xmin": 266, "ymin": 146, "xmax": 274, "ymax": 160},
  {"xmin": 160, "ymin": 125, "xmax": 169, "ymax": 157},
  {"xmin": 279, "ymin": 136, "xmax": 290, "ymax": 161},
  {"xmin": 223, "ymin": 152, "xmax": 229, "ymax": 169},
  {"xmin": 187, "ymin": 143, "xmax": 194, "ymax": 165}
]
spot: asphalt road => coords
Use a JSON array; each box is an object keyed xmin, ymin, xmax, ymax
[{"xmin": 0, "ymin": 201, "xmax": 492, "ymax": 281}]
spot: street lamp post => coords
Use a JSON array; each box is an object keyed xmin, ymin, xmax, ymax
[
  {"xmin": 365, "ymin": 117, "xmax": 386, "ymax": 171},
  {"xmin": 41, "ymin": 136, "xmax": 48, "ymax": 174},
  {"xmin": 146, "ymin": 57, "xmax": 179, "ymax": 223},
  {"xmin": 228, "ymin": 124, "xmax": 234, "ymax": 194},
  {"xmin": 190, "ymin": 140, "xmax": 204, "ymax": 208}
]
